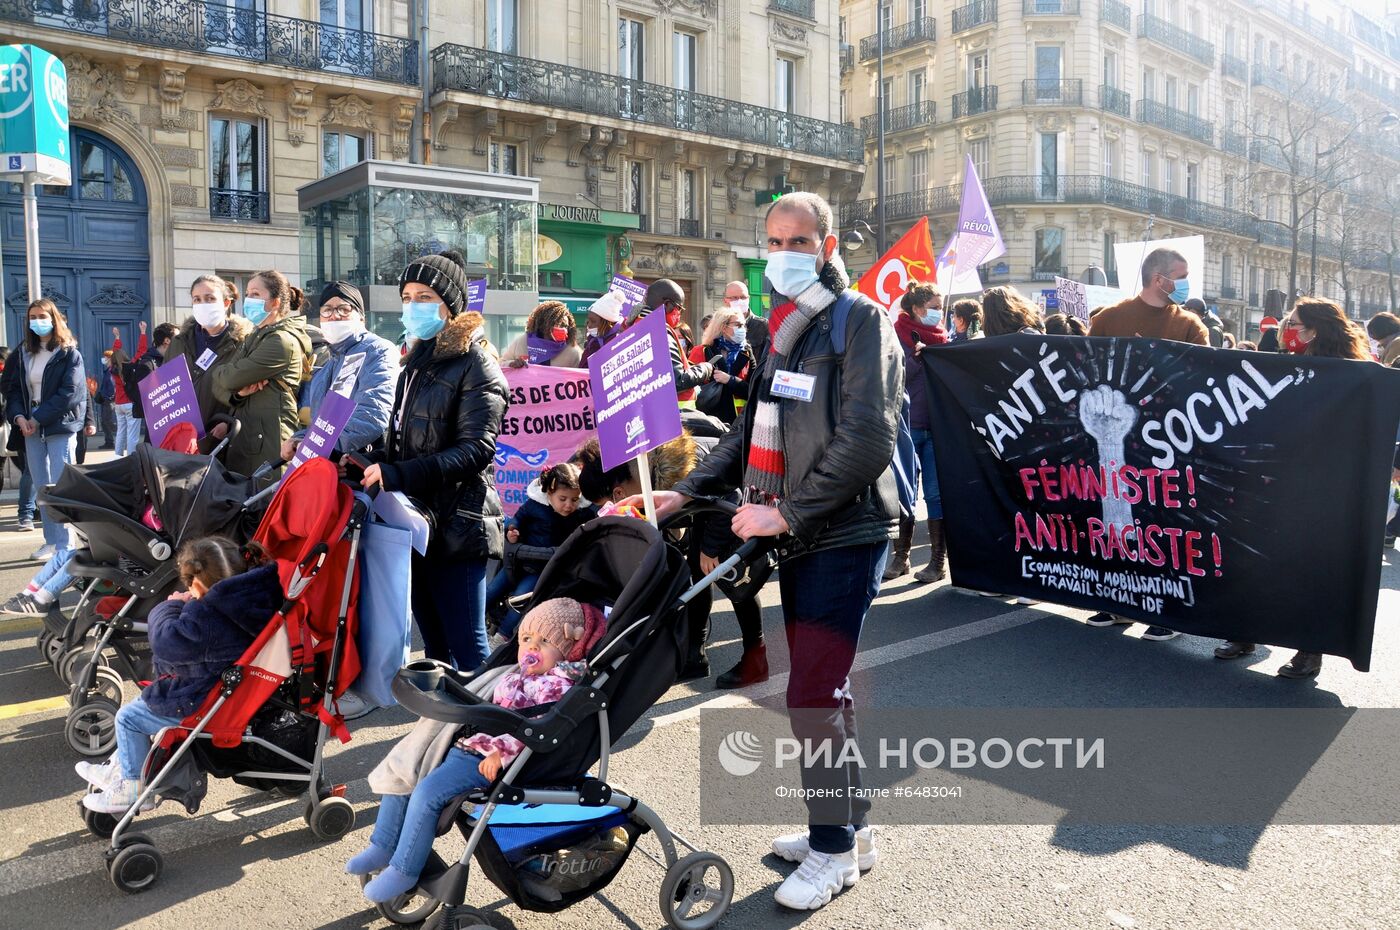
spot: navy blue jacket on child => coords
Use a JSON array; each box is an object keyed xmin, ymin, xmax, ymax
[
  {"xmin": 506, "ymin": 496, "xmax": 594, "ymax": 578},
  {"xmin": 142, "ymin": 564, "xmax": 285, "ymax": 718}
]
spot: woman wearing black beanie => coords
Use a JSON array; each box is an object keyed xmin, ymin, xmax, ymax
[{"xmin": 358, "ymin": 250, "xmax": 510, "ymax": 670}]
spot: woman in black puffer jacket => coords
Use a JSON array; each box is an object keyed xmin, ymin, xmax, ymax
[{"xmin": 359, "ymin": 251, "xmax": 509, "ymax": 671}]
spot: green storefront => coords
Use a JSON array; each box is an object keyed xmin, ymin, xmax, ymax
[{"xmin": 536, "ymin": 202, "xmax": 640, "ymax": 324}]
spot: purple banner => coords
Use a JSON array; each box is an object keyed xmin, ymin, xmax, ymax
[
  {"xmin": 588, "ymin": 310, "xmax": 682, "ymax": 472},
  {"xmin": 466, "ymin": 279, "xmax": 486, "ymax": 312},
  {"xmin": 288, "ymin": 353, "xmax": 364, "ymax": 469},
  {"xmin": 609, "ymin": 274, "xmax": 648, "ymax": 316},
  {"xmin": 954, "ymin": 154, "xmax": 1007, "ymax": 272},
  {"xmin": 138, "ymin": 356, "xmax": 203, "ymax": 449}
]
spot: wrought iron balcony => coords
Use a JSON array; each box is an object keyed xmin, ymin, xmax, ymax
[
  {"xmin": 431, "ymin": 45, "xmax": 864, "ymax": 164},
  {"xmin": 677, "ymin": 218, "xmax": 701, "ymax": 238},
  {"xmin": 1032, "ymin": 267, "xmax": 1068, "ymax": 282},
  {"xmin": 953, "ymin": 85, "xmax": 998, "ymax": 118},
  {"xmin": 859, "ymin": 17, "xmax": 937, "ymax": 60},
  {"xmin": 209, "ymin": 188, "xmax": 269, "ymax": 223},
  {"xmin": 1100, "ymin": 0, "xmax": 1131, "ymax": 31},
  {"xmin": 1099, "ymin": 84, "xmax": 1130, "ymax": 117},
  {"xmin": 1248, "ymin": 140, "xmax": 1294, "ymax": 173},
  {"xmin": 1136, "ymin": 14, "xmax": 1214, "ymax": 66},
  {"xmin": 1221, "ymin": 54, "xmax": 1247, "ymax": 83},
  {"xmin": 1253, "ymin": 66, "xmax": 1353, "ymax": 120},
  {"xmin": 1349, "ymin": 71, "xmax": 1400, "ymax": 108},
  {"xmin": 860, "ymin": 101, "xmax": 936, "ymax": 139},
  {"xmin": 952, "ymin": 0, "xmax": 997, "ymax": 34},
  {"xmin": 1253, "ymin": 0, "xmax": 1353, "ymax": 57},
  {"xmin": 1221, "ymin": 130, "xmax": 1247, "ymax": 157},
  {"xmin": 839, "ymin": 43, "xmax": 854, "ymax": 75},
  {"xmin": 1220, "ymin": 285, "xmax": 1238, "ymax": 300},
  {"xmin": 1136, "ymin": 99, "xmax": 1213, "ymax": 145},
  {"xmin": 1023, "ymin": 79, "xmax": 1082, "ymax": 105},
  {"xmin": 0, "ymin": 0, "xmax": 419, "ymax": 84},
  {"xmin": 1023, "ymin": 0, "xmax": 1078, "ymax": 13},
  {"xmin": 768, "ymin": 0, "xmax": 815, "ymax": 19}
]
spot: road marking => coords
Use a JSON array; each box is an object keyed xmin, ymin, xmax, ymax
[
  {"xmin": 0, "ymin": 618, "xmax": 45, "ymax": 634},
  {"xmin": 0, "ymin": 696, "xmax": 67, "ymax": 720}
]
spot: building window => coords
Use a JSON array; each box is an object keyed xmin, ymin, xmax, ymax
[
  {"xmin": 883, "ymin": 155, "xmax": 896, "ymax": 197},
  {"xmin": 775, "ymin": 57, "xmax": 796, "ymax": 113},
  {"xmin": 322, "ymin": 130, "xmax": 367, "ymax": 176},
  {"xmin": 1103, "ymin": 231, "xmax": 1117, "ymax": 286},
  {"xmin": 680, "ymin": 168, "xmax": 697, "ymax": 220},
  {"xmin": 1141, "ymin": 149, "xmax": 1155, "ymax": 188},
  {"xmin": 967, "ymin": 138, "xmax": 989, "ymax": 179},
  {"xmin": 881, "ymin": 77, "xmax": 894, "ymax": 110},
  {"xmin": 1103, "ymin": 51, "xmax": 1118, "ymax": 88},
  {"xmin": 673, "ymin": 31, "xmax": 697, "ymax": 92},
  {"xmin": 489, "ymin": 141, "xmax": 519, "ymax": 175},
  {"xmin": 879, "ymin": 0, "xmax": 893, "ymax": 33},
  {"xmin": 1035, "ymin": 45, "xmax": 1062, "ymax": 86},
  {"xmin": 1186, "ymin": 161, "xmax": 1198, "ymax": 200},
  {"xmin": 1034, "ymin": 227, "xmax": 1064, "ymax": 274},
  {"xmin": 486, "ymin": 0, "xmax": 518, "ymax": 54},
  {"xmin": 1102, "ymin": 138, "xmax": 1118, "ymax": 179},
  {"xmin": 908, "ymin": 70, "xmax": 926, "ymax": 106},
  {"xmin": 1186, "ymin": 84, "xmax": 1200, "ymax": 117},
  {"xmin": 1038, "ymin": 131, "xmax": 1060, "ymax": 196},
  {"xmin": 840, "ymin": 90, "xmax": 847, "ymax": 123},
  {"xmin": 968, "ymin": 51, "xmax": 989, "ymax": 90},
  {"xmin": 1162, "ymin": 156, "xmax": 1173, "ymax": 195},
  {"xmin": 321, "ymin": 0, "xmax": 369, "ymax": 31},
  {"xmin": 910, "ymin": 150, "xmax": 928, "ymax": 191},
  {"xmin": 909, "ymin": 0, "xmax": 926, "ymax": 19},
  {"xmin": 1141, "ymin": 66, "xmax": 1154, "ymax": 102},
  {"xmin": 1223, "ymin": 180, "xmax": 1234, "ymax": 210},
  {"xmin": 1222, "ymin": 253, "xmax": 1233, "ymax": 292},
  {"xmin": 1164, "ymin": 76, "xmax": 1178, "ymax": 110},
  {"xmin": 209, "ymin": 115, "xmax": 266, "ymax": 222},
  {"xmin": 625, "ymin": 159, "xmax": 648, "ymax": 229},
  {"xmin": 619, "ymin": 17, "xmax": 645, "ymax": 78}
]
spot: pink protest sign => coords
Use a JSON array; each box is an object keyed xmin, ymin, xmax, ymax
[{"xmin": 496, "ymin": 365, "xmax": 595, "ymax": 516}]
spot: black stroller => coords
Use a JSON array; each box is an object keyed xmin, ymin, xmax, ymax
[
  {"xmin": 381, "ymin": 506, "xmax": 768, "ymax": 930},
  {"xmin": 37, "ymin": 433, "xmax": 264, "ymax": 757}
]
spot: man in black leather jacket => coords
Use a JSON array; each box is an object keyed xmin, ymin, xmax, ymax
[{"xmin": 640, "ymin": 192, "xmax": 902, "ymax": 911}]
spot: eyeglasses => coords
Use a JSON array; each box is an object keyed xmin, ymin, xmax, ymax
[{"xmin": 320, "ymin": 302, "xmax": 356, "ymax": 321}]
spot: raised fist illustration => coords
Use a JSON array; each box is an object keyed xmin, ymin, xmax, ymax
[{"xmin": 1078, "ymin": 384, "xmax": 1137, "ymax": 530}]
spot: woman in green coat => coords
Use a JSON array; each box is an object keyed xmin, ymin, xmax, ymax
[{"xmin": 210, "ymin": 269, "xmax": 312, "ymax": 478}]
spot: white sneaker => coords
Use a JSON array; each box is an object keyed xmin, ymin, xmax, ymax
[
  {"xmin": 83, "ymin": 776, "xmax": 141, "ymax": 814},
  {"xmin": 488, "ymin": 632, "xmax": 509, "ymax": 651},
  {"xmin": 774, "ymin": 848, "xmax": 859, "ymax": 910},
  {"xmin": 771, "ymin": 825, "xmax": 878, "ymax": 871},
  {"xmin": 336, "ymin": 690, "xmax": 376, "ymax": 721},
  {"xmin": 29, "ymin": 544, "xmax": 55, "ymax": 562},
  {"xmin": 75, "ymin": 758, "xmax": 121, "ymax": 790}
]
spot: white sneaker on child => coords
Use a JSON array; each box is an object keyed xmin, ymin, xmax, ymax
[
  {"xmin": 774, "ymin": 848, "xmax": 860, "ymax": 910},
  {"xmin": 82, "ymin": 777, "xmax": 155, "ymax": 814},
  {"xmin": 771, "ymin": 825, "xmax": 879, "ymax": 871},
  {"xmin": 75, "ymin": 758, "xmax": 121, "ymax": 790},
  {"xmin": 335, "ymin": 690, "xmax": 376, "ymax": 721}
]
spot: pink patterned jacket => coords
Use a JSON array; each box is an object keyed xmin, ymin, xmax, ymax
[{"xmin": 456, "ymin": 662, "xmax": 584, "ymax": 766}]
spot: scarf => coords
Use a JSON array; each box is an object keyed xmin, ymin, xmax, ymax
[
  {"xmin": 526, "ymin": 333, "xmax": 568, "ymax": 364},
  {"xmin": 717, "ymin": 334, "xmax": 744, "ymax": 370},
  {"xmin": 742, "ymin": 260, "xmax": 848, "ymax": 505}
]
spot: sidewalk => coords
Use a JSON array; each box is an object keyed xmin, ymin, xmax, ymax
[{"xmin": 0, "ymin": 441, "xmax": 120, "ymax": 504}]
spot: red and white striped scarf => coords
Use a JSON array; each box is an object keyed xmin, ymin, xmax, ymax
[{"xmin": 743, "ymin": 276, "xmax": 841, "ymax": 504}]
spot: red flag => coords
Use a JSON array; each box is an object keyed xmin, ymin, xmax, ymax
[{"xmin": 854, "ymin": 217, "xmax": 937, "ymax": 317}]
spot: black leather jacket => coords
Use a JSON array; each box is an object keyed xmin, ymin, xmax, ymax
[
  {"xmin": 674, "ymin": 286, "xmax": 902, "ymax": 553},
  {"xmin": 376, "ymin": 314, "xmax": 510, "ymax": 561}
]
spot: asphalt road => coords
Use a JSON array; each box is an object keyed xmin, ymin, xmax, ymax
[{"xmin": 1, "ymin": 463, "xmax": 1398, "ymax": 930}]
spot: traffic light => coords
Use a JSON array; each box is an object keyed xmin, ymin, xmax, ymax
[{"xmin": 754, "ymin": 174, "xmax": 797, "ymax": 206}]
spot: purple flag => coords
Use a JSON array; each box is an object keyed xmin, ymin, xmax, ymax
[
  {"xmin": 466, "ymin": 279, "xmax": 486, "ymax": 312},
  {"xmin": 287, "ymin": 354, "xmax": 364, "ymax": 470},
  {"xmin": 138, "ymin": 356, "xmax": 204, "ymax": 449},
  {"xmin": 588, "ymin": 310, "xmax": 682, "ymax": 472},
  {"xmin": 953, "ymin": 155, "xmax": 1006, "ymax": 274},
  {"xmin": 608, "ymin": 274, "xmax": 648, "ymax": 316}
]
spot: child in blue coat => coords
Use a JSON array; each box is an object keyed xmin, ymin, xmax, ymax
[{"xmin": 78, "ymin": 536, "xmax": 284, "ymax": 813}]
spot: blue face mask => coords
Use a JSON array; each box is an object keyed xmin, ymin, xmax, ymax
[
  {"xmin": 243, "ymin": 297, "xmax": 268, "ymax": 325},
  {"xmin": 731, "ymin": 326, "xmax": 747, "ymax": 343},
  {"xmin": 764, "ymin": 249, "xmax": 822, "ymax": 299},
  {"xmin": 28, "ymin": 318, "xmax": 53, "ymax": 337},
  {"xmin": 1167, "ymin": 278, "xmax": 1190, "ymax": 304},
  {"xmin": 919, "ymin": 310, "xmax": 941, "ymax": 327},
  {"xmin": 402, "ymin": 301, "xmax": 446, "ymax": 341}
]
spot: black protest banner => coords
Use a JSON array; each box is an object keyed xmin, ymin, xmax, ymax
[{"xmin": 922, "ymin": 336, "xmax": 1400, "ymax": 670}]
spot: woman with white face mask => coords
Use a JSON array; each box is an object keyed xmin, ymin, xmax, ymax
[{"xmin": 165, "ymin": 274, "xmax": 254, "ymax": 448}]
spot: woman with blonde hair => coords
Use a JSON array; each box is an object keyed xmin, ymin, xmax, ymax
[
  {"xmin": 689, "ymin": 306, "xmax": 752, "ymax": 425},
  {"xmin": 980, "ymin": 286, "xmax": 1044, "ymax": 337},
  {"xmin": 4, "ymin": 299, "xmax": 86, "ymax": 560}
]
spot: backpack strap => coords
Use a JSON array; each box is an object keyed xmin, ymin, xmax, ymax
[{"xmin": 829, "ymin": 290, "xmax": 860, "ymax": 356}]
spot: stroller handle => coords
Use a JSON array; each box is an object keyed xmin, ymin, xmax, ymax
[
  {"xmin": 206, "ymin": 414, "xmax": 240, "ymax": 458},
  {"xmin": 658, "ymin": 497, "xmax": 738, "ymax": 531}
]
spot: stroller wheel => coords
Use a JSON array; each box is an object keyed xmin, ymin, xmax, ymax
[
  {"xmin": 659, "ymin": 851, "xmax": 734, "ymax": 930},
  {"xmin": 89, "ymin": 667, "xmax": 126, "ymax": 706},
  {"xmin": 306, "ymin": 795, "xmax": 356, "ymax": 841},
  {"xmin": 78, "ymin": 799, "xmax": 118, "ymax": 839},
  {"xmin": 59, "ymin": 646, "xmax": 107, "ymax": 687},
  {"xmin": 65, "ymin": 698, "xmax": 119, "ymax": 757},
  {"xmin": 436, "ymin": 905, "xmax": 494, "ymax": 930},
  {"xmin": 43, "ymin": 632, "xmax": 66, "ymax": 669},
  {"xmin": 357, "ymin": 874, "xmax": 441, "ymax": 926},
  {"xmin": 107, "ymin": 841, "xmax": 163, "ymax": 894},
  {"xmin": 36, "ymin": 629, "xmax": 53, "ymax": 661}
]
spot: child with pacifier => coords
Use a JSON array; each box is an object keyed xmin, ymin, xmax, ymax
[{"xmin": 349, "ymin": 597, "xmax": 596, "ymax": 903}]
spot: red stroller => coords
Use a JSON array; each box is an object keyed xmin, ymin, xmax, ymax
[{"xmin": 80, "ymin": 458, "xmax": 368, "ymax": 894}]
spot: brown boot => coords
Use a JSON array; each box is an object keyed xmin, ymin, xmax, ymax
[
  {"xmin": 914, "ymin": 518, "xmax": 947, "ymax": 582},
  {"xmin": 715, "ymin": 641, "xmax": 769, "ymax": 689},
  {"xmin": 883, "ymin": 516, "xmax": 914, "ymax": 580},
  {"xmin": 1277, "ymin": 651, "xmax": 1323, "ymax": 679}
]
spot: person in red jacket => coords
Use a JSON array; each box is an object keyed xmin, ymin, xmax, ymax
[{"xmin": 109, "ymin": 323, "xmax": 147, "ymax": 456}]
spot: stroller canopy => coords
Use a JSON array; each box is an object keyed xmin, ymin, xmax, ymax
[{"xmin": 138, "ymin": 444, "xmax": 258, "ymax": 543}]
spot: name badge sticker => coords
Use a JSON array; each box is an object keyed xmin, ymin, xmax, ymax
[
  {"xmin": 771, "ymin": 370, "xmax": 816, "ymax": 402},
  {"xmin": 195, "ymin": 348, "xmax": 218, "ymax": 371}
]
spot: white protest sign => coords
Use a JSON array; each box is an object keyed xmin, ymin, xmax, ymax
[{"xmin": 1113, "ymin": 235, "xmax": 1206, "ymax": 302}]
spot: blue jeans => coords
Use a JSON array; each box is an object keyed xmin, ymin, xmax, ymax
[
  {"xmin": 17, "ymin": 462, "xmax": 34, "ymax": 522},
  {"xmin": 909, "ymin": 428, "xmax": 943, "ymax": 520},
  {"xmin": 486, "ymin": 568, "xmax": 538, "ymax": 637},
  {"xmin": 411, "ymin": 551, "xmax": 488, "ymax": 671},
  {"xmin": 30, "ymin": 547, "xmax": 73, "ymax": 600},
  {"xmin": 114, "ymin": 403, "xmax": 140, "ymax": 456},
  {"xmin": 25, "ymin": 432, "xmax": 75, "ymax": 548},
  {"xmin": 114, "ymin": 696, "xmax": 182, "ymax": 781},
  {"xmin": 370, "ymin": 747, "xmax": 492, "ymax": 879},
  {"xmin": 778, "ymin": 540, "xmax": 888, "ymax": 855}
]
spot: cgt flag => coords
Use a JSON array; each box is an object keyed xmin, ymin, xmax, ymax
[
  {"xmin": 921, "ymin": 336, "xmax": 1400, "ymax": 670},
  {"xmin": 855, "ymin": 217, "xmax": 937, "ymax": 317},
  {"xmin": 950, "ymin": 155, "xmax": 1006, "ymax": 275}
]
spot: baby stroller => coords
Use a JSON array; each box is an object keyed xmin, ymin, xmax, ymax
[
  {"xmin": 385, "ymin": 505, "xmax": 767, "ymax": 930},
  {"xmin": 82, "ymin": 456, "xmax": 366, "ymax": 893},
  {"xmin": 37, "ymin": 426, "xmax": 263, "ymax": 758}
]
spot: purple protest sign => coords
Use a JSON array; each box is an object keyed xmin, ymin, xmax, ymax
[
  {"xmin": 953, "ymin": 154, "xmax": 1006, "ymax": 272},
  {"xmin": 138, "ymin": 356, "xmax": 204, "ymax": 449},
  {"xmin": 608, "ymin": 274, "xmax": 648, "ymax": 316},
  {"xmin": 288, "ymin": 353, "xmax": 364, "ymax": 470},
  {"xmin": 466, "ymin": 279, "xmax": 486, "ymax": 312},
  {"xmin": 588, "ymin": 310, "xmax": 682, "ymax": 472}
]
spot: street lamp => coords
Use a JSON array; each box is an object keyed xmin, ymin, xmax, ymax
[
  {"xmin": 873, "ymin": 14, "xmax": 888, "ymax": 258},
  {"xmin": 842, "ymin": 220, "xmax": 877, "ymax": 252},
  {"xmin": 1309, "ymin": 111, "xmax": 1398, "ymax": 295}
]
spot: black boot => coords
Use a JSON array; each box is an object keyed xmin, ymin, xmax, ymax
[
  {"xmin": 882, "ymin": 516, "xmax": 914, "ymax": 581},
  {"xmin": 715, "ymin": 641, "xmax": 769, "ymax": 689},
  {"xmin": 1214, "ymin": 640, "xmax": 1256, "ymax": 659},
  {"xmin": 914, "ymin": 518, "xmax": 947, "ymax": 583},
  {"xmin": 1278, "ymin": 651, "xmax": 1323, "ymax": 679}
]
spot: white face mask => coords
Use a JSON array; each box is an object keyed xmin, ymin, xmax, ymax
[
  {"xmin": 726, "ymin": 298, "xmax": 749, "ymax": 312},
  {"xmin": 320, "ymin": 318, "xmax": 364, "ymax": 346},
  {"xmin": 192, "ymin": 302, "xmax": 227, "ymax": 329}
]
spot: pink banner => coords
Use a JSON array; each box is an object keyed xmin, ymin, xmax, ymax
[{"xmin": 496, "ymin": 365, "xmax": 596, "ymax": 516}]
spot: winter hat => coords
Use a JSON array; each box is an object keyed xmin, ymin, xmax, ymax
[
  {"xmin": 518, "ymin": 597, "xmax": 587, "ymax": 658},
  {"xmin": 319, "ymin": 280, "xmax": 365, "ymax": 317},
  {"xmin": 588, "ymin": 290, "xmax": 624, "ymax": 324},
  {"xmin": 398, "ymin": 249, "xmax": 470, "ymax": 317}
]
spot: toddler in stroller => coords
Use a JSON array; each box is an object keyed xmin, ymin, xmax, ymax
[
  {"xmin": 349, "ymin": 597, "xmax": 596, "ymax": 902},
  {"xmin": 78, "ymin": 536, "xmax": 282, "ymax": 813}
]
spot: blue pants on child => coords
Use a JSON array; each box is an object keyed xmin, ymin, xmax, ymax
[
  {"xmin": 370, "ymin": 748, "xmax": 492, "ymax": 879},
  {"xmin": 115, "ymin": 696, "xmax": 182, "ymax": 781},
  {"xmin": 486, "ymin": 569, "xmax": 538, "ymax": 637}
]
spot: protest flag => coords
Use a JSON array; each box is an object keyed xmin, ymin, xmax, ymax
[
  {"xmin": 947, "ymin": 155, "xmax": 1006, "ymax": 289},
  {"xmin": 854, "ymin": 216, "xmax": 938, "ymax": 316}
]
